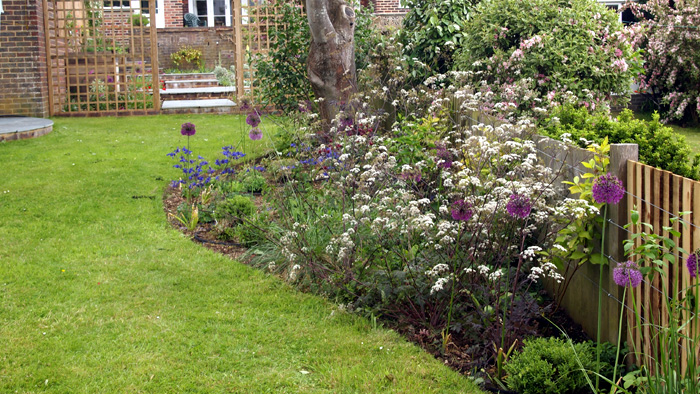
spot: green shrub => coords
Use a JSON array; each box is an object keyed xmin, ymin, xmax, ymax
[
  {"xmin": 170, "ymin": 46, "xmax": 203, "ymax": 70},
  {"xmin": 398, "ymin": 0, "xmax": 475, "ymax": 79},
  {"xmin": 251, "ymin": 0, "xmax": 309, "ymax": 111},
  {"xmin": 504, "ymin": 337, "xmax": 598, "ymax": 394},
  {"xmin": 542, "ymin": 106, "xmax": 700, "ymax": 179},
  {"xmin": 130, "ymin": 13, "xmax": 149, "ymax": 26},
  {"xmin": 214, "ymin": 195, "xmax": 256, "ymax": 222},
  {"xmin": 252, "ymin": 0, "xmax": 378, "ymax": 111},
  {"xmin": 240, "ymin": 172, "xmax": 268, "ymax": 194},
  {"xmin": 454, "ymin": 0, "xmax": 640, "ymax": 115},
  {"xmin": 213, "ymin": 65, "xmax": 236, "ymax": 87}
]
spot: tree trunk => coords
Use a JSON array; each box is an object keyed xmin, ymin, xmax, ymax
[{"xmin": 306, "ymin": 0, "xmax": 356, "ymax": 133}]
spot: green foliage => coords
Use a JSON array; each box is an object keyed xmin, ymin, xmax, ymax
[
  {"xmin": 171, "ymin": 202, "xmax": 200, "ymax": 232},
  {"xmin": 251, "ymin": 0, "xmax": 310, "ymax": 111},
  {"xmin": 252, "ymin": 1, "xmax": 377, "ymax": 111},
  {"xmin": 454, "ymin": 0, "xmax": 640, "ymax": 113},
  {"xmin": 398, "ymin": 0, "xmax": 475, "ymax": 78},
  {"xmin": 542, "ymin": 106, "xmax": 700, "ymax": 179},
  {"xmin": 213, "ymin": 65, "xmax": 236, "ymax": 87},
  {"xmin": 170, "ymin": 46, "xmax": 203, "ymax": 70},
  {"xmin": 130, "ymin": 13, "xmax": 150, "ymax": 26},
  {"xmin": 240, "ymin": 171, "xmax": 268, "ymax": 193},
  {"xmin": 623, "ymin": 211, "xmax": 700, "ymax": 394},
  {"xmin": 504, "ymin": 337, "xmax": 600, "ymax": 394},
  {"xmin": 215, "ymin": 195, "xmax": 256, "ymax": 222}
]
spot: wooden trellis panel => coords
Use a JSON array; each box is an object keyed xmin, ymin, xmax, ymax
[
  {"xmin": 232, "ymin": 0, "xmax": 303, "ymax": 100},
  {"xmin": 626, "ymin": 160, "xmax": 700, "ymax": 373},
  {"xmin": 43, "ymin": 0, "xmax": 159, "ymax": 115}
]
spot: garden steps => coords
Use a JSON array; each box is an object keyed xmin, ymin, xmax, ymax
[
  {"xmin": 165, "ymin": 79, "xmax": 220, "ymax": 89},
  {"xmin": 160, "ymin": 86, "xmax": 236, "ymax": 100},
  {"xmin": 160, "ymin": 99, "xmax": 236, "ymax": 114},
  {"xmin": 162, "ymin": 72, "xmax": 217, "ymax": 81},
  {"xmin": 160, "ymin": 72, "xmax": 236, "ymax": 114}
]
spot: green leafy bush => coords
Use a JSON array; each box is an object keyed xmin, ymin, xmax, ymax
[
  {"xmin": 213, "ymin": 65, "xmax": 236, "ymax": 87},
  {"xmin": 215, "ymin": 195, "xmax": 256, "ymax": 223},
  {"xmin": 542, "ymin": 106, "xmax": 700, "ymax": 179},
  {"xmin": 504, "ymin": 337, "xmax": 598, "ymax": 394},
  {"xmin": 454, "ymin": 0, "xmax": 640, "ymax": 115},
  {"xmin": 170, "ymin": 46, "xmax": 203, "ymax": 71},
  {"xmin": 252, "ymin": 0, "xmax": 378, "ymax": 111},
  {"xmin": 398, "ymin": 0, "xmax": 475, "ymax": 79},
  {"xmin": 130, "ymin": 13, "xmax": 149, "ymax": 26}
]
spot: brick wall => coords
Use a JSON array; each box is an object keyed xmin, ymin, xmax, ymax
[
  {"xmin": 0, "ymin": 0, "xmax": 50, "ymax": 117},
  {"xmin": 164, "ymin": 0, "xmax": 187, "ymax": 27},
  {"xmin": 373, "ymin": 0, "xmax": 407, "ymax": 15},
  {"xmin": 157, "ymin": 27, "xmax": 237, "ymax": 70}
]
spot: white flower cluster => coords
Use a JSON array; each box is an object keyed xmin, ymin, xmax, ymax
[{"xmin": 528, "ymin": 261, "xmax": 563, "ymax": 283}]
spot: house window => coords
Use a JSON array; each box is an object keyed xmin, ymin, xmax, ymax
[
  {"xmin": 103, "ymin": 0, "xmax": 147, "ymax": 9},
  {"xmin": 191, "ymin": 0, "xmax": 231, "ymax": 26}
]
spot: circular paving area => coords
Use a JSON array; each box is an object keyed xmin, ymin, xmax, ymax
[{"xmin": 0, "ymin": 117, "xmax": 53, "ymax": 142}]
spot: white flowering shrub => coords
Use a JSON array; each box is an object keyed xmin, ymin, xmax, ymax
[{"xmin": 244, "ymin": 85, "xmax": 588, "ymax": 365}]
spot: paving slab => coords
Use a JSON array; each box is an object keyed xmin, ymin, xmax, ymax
[
  {"xmin": 0, "ymin": 117, "xmax": 53, "ymax": 141},
  {"xmin": 161, "ymin": 99, "xmax": 236, "ymax": 109}
]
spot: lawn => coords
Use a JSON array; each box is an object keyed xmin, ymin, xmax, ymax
[{"xmin": 0, "ymin": 115, "xmax": 480, "ymax": 393}]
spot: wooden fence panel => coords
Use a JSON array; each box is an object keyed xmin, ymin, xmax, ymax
[{"xmin": 626, "ymin": 160, "xmax": 700, "ymax": 372}]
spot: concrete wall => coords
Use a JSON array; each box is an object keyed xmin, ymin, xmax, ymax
[{"xmin": 0, "ymin": 0, "xmax": 50, "ymax": 117}]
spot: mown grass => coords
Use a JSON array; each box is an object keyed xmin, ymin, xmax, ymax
[{"xmin": 0, "ymin": 114, "xmax": 480, "ymax": 393}]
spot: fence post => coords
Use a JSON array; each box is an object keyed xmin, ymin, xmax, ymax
[
  {"xmin": 604, "ymin": 143, "xmax": 638, "ymax": 344},
  {"xmin": 233, "ymin": 0, "xmax": 244, "ymax": 102}
]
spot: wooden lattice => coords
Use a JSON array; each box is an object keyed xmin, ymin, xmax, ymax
[{"xmin": 43, "ymin": 0, "xmax": 159, "ymax": 115}]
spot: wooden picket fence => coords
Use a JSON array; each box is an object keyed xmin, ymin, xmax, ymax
[{"xmin": 626, "ymin": 160, "xmax": 700, "ymax": 371}]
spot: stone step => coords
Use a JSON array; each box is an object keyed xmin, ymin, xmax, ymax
[
  {"xmin": 161, "ymin": 99, "xmax": 237, "ymax": 114},
  {"xmin": 160, "ymin": 86, "xmax": 235, "ymax": 100},
  {"xmin": 165, "ymin": 79, "xmax": 220, "ymax": 89},
  {"xmin": 161, "ymin": 73, "xmax": 216, "ymax": 81}
]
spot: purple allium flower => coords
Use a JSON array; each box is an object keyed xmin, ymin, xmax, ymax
[
  {"xmin": 506, "ymin": 194, "xmax": 532, "ymax": 219},
  {"xmin": 451, "ymin": 199, "xmax": 473, "ymax": 222},
  {"xmin": 249, "ymin": 127, "xmax": 263, "ymax": 141},
  {"xmin": 339, "ymin": 114, "xmax": 353, "ymax": 128},
  {"xmin": 435, "ymin": 144, "xmax": 453, "ymax": 169},
  {"xmin": 687, "ymin": 251, "xmax": 700, "ymax": 279},
  {"xmin": 246, "ymin": 112, "xmax": 261, "ymax": 128},
  {"xmin": 240, "ymin": 99, "xmax": 251, "ymax": 110},
  {"xmin": 180, "ymin": 122, "xmax": 196, "ymax": 136},
  {"xmin": 613, "ymin": 260, "xmax": 643, "ymax": 288},
  {"xmin": 592, "ymin": 173, "xmax": 625, "ymax": 205}
]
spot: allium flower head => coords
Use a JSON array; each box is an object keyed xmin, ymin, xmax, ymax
[
  {"xmin": 592, "ymin": 173, "xmax": 625, "ymax": 205},
  {"xmin": 180, "ymin": 122, "xmax": 196, "ymax": 136},
  {"xmin": 246, "ymin": 112, "xmax": 261, "ymax": 128},
  {"xmin": 687, "ymin": 251, "xmax": 700, "ymax": 279},
  {"xmin": 451, "ymin": 199, "xmax": 473, "ymax": 222},
  {"xmin": 240, "ymin": 99, "xmax": 250, "ymax": 110},
  {"xmin": 435, "ymin": 144, "xmax": 453, "ymax": 169},
  {"xmin": 506, "ymin": 194, "xmax": 532, "ymax": 219},
  {"xmin": 249, "ymin": 128, "xmax": 263, "ymax": 141},
  {"xmin": 613, "ymin": 260, "xmax": 643, "ymax": 288}
]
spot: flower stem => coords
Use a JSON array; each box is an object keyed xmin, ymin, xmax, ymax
[
  {"xmin": 596, "ymin": 203, "xmax": 608, "ymax": 393},
  {"xmin": 612, "ymin": 286, "xmax": 626, "ymax": 391}
]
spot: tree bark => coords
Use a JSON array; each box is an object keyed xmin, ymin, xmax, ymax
[{"xmin": 306, "ymin": 0, "xmax": 356, "ymax": 132}]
